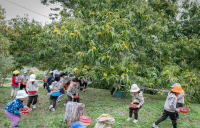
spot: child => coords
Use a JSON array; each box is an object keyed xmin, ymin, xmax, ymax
[
  {"xmin": 127, "ymin": 84, "xmax": 144, "ymax": 123},
  {"xmin": 67, "ymin": 78, "xmax": 80, "ymax": 102},
  {"xmin": 56, "ymin": 72, "xmax": 66, "ymax": 102},
  {"xmin": 43, "ymin": 72, "xmax": 48, "ymax": 89},
  {"xmin": 153, "ymin": 85, "xmax": 184, "ymax": 128},
  {"xmin": 10, "ymin": 70, "xmax": 20, "ymax": 98},
  {"xmin": 49, "ymin": 74, "xmax": 63, "ymax": 111},
  {"xmin": 82, "ymin": 77, "xmax": 88, "ymax": 92},
  {"xmin": 26, "ymin": 74, "xmax": 39, "ymax": 109},
  {"xmin": 20, "ymin": 70, "xmax": 28, "ymax": 92},
  {"xmin": 78, "ymin": 77, "xmax": 83, "ymax": 91},
  {"xmin": 47, "ymin": 71, "xmax": 54, "ymax": 94},
  {"xmin": 171, "ymin": 83, "xmax": 184, "ymax": 120},
  {"xmin": 5, "ymin": 90, "xmax": 28, "ymax": 128}
]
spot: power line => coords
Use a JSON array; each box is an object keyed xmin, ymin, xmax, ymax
[{"xmin": 5, "ymin": 0, "xmax": 50, "ymax": 19}]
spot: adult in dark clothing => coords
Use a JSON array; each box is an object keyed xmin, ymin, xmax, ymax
[{"xmin": 47, "ymin": 71, "xmax": 54, "ymax": 94}]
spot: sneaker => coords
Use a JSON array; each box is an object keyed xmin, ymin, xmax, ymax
[
  {"xmin": 64, "ymin": 103, "xmax": 66, "ymax": 106},
  {"xmin": 32, "ymin": 105, "xmax": 36, "ymax": 109},
  {"xmin": 14, "ymin": 124, "xmax": 19, "ymax": 127},
  {"xmin": 127, "ymin": 117, "xmax": 132, "ymax": 121},
  {"xmin": 133, "ymin": 119, "xmax": 138, "ymax": 123},
  {"xmin": 47, "ymin": 93, "xmax": 51, "ymax": 95},
  {"xmin": 153, "ymin": 123, "xmax": 159, "ymax": 128},
  {"xmin": 49, "ymin": 105, "xmax": 53, "ymax": 110},
  {"xmin": 51, "ymin": 108, "xmax": 55, "ymax": 111},
  {"xmin": 10, "ymin": 96, "xmax": 13, "ymax": 98},
  {"xmin": 177, "ymin": 117, "xmax": 180, "ymax": 120}
]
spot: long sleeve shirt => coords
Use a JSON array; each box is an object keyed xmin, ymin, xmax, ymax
[
  {"xmin": 20, "ymin": 75, "xmax": 29, "ymax": 84},
  {"xmin": 132, "ymin": 93, "xmax": 144, "ymax": 106},
  {"xmin": 5, "ymin": 99, "xmax": 24, "ymax": 115},
  {"xmin": 67, "ymin": 84, "xmax": 79, "ymax": 97},
  {"xmin": 26, "ymin": 81, "xmax": 39, "ymax": 96},
  {"xmin": 164, "ymin": 93, "xmax": 177, "ymax": 112},
  {"xmin": 177, "ymin": 92, "xmax": 184, "ymax": 104},
  {"xmin": 50, "ymin": 81, "xmax": 64, "ymax": 93}
]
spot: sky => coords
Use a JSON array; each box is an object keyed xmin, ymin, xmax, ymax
[{"xmin": 0, "ymin": 0, "xmax": 61, "ymax": 25}]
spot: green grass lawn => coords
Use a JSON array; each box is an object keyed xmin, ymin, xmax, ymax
[{"xmin": 0, "ymin": 83, "xmax": 200, "ymax": 128}]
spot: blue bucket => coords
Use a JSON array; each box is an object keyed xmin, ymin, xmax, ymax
[{"xmin": 71, "ymin": 121, "xmax": 86, "ymax": 128}]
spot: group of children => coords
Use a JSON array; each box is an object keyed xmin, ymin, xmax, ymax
[
  {"xmin": 127, "ymin": 83, "xmax": 184, "ymax": 128},
  {"xmin": 6, "ymin": 70, "xmax": 84, "ymax": 128},
  {"xmin": 6, "ymin": 70, "xmax": 184, "ymax": 128}
]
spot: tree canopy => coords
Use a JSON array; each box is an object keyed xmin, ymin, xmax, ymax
[{"xmin": 4, "ymin": 0, "xmax": 200, "ymax": 103}]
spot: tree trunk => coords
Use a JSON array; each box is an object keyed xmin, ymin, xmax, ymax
[{"xmin": 63, "ymin": 102, "xmax": 86, "ymax": 127}]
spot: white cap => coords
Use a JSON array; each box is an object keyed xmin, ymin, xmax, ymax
[
  {"xmin": 49, "ymin": 71, "xmax": 53, "ymax": 74},
  {"xmin": 30, "ymin": 74, "xmax": 36, "ymax": 81},
  {"xmin": 130, "ymin": 84, "xmax": 140, "ymax": 92},
  {"xmin": 16, "ymin": 90, "xmax": 28, "ymax": 99},
  {"xmin": 171, "ymin": 83, "xmax": 181, "ymax": 88}
]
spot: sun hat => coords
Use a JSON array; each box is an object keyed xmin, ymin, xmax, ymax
[
  {"xmin": 23, "ymin": 70, "xmax": 27, "ymax": 73},
  {"xmin": 16, "ymin": 90, "xmax": 28, "ymax": 99},
  {"xmin": 13, "ymin": 70, "xmax": 19, "ymax": 75},
  {"xmin": 171, "ymin": 83, "xmax": 181, "ymax": 88},
  {"xmin": 49, "ymin": 71, "xmax": 53, "ymax": 74},
  {"xmin": 171, "ymin": 85, "xmax": 184, "ymax": 93},
  {"xmin": 30, "ymin": 74, "xmax": 36, "ymax": 81},
  {"xmin": 45, "ymin": 72, "xmax": 48, "ymax": 75},
  {"xmin": 130, "ymin": 84, "xmax": 140, "ymax": 92}
]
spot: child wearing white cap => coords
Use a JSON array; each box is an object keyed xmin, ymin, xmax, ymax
[
  {"xmin": 5, "ymin": 90, "xmax": 28, "ymax": 128},
  {"xmin": 20, "ymin": 70, "xmax": 28, "ymax": 92},
  {"xmin": 127, "ymin": 84, "xmax": 144, "ymax": 123},
  {"xmin": 26, "ymin": 74, "xmax": 39, "ymax": 109}
]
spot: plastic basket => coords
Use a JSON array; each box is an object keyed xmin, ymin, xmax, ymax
[
  {"xmin": 114, "ymin": 91, "xmax": 126, "ymax": 99},
  {"xmin": 73, "ymin": 96, "xmax": 80, "ymax": 99},
  {"xmin": 20, "ymin": 107, "xmax": 32, "ymax": 114},
  {"xmin": 129, "ymin": 104, "xmax": 138, "ymax": 109},
  {"xmin": 29, "ymin": 91, "xmax": 37, "ymax": 93},
  {"xmin": 80, "ymin": 116, "xmax": 91, "ymax": 123},
  {"xmin": 179, "ymin": 108, "xmax": 190, "ymax": 113}
]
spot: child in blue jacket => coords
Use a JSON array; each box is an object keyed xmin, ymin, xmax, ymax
[{"xmin": 5, "ymin": 90, "xmax": 28, "ymax": 128}]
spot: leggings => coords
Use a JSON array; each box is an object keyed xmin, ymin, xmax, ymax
[
  {"xmin": 50, "ymin": 95, "xmax": 58, "ymax": 108},
  {"xmin": 129, "ymin": 106, "xmax": 141, "ymax": 120},
  {"xmin": 83, "ymin": 82, "xmax": 87, "ymax": 89},
  {"xmin": 27, "ymin": 95, "xmax": 38, "ymax": 108},
  {"xmin": 43, "ymin": 83, "xmax": 47, "ymax": 89},
  {"xmin": 5, "ymin": 111, "xmax": 20, "ymax": 128},
  {"xmin": 11, "ymin": 88, "xmax": 18, "ymax": 98}
]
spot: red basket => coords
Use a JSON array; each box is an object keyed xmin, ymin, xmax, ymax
[
  {"xmin": 129, "ymin": 104, "xmax": 138, "ymax": 109},
  {"xmin": 73, "ymin": 96, "xmax": 80, "ymax": 99},
  {"xmin": 24, "ymin": 83, "xmax": 27, "ymax": 86},
  {"xmin": 179, "ymin": 108, "xmax": 190, "ymax": 113},
  {"xmin": 29, "ymin": 91, "xmax": 37, "ymax": 93},
  {"xmin": 20, "ymin": 80, "xmax": 23, "ymax": 84},
  {"xmin": 80, "ymin": 116, "xmax": 91, "ymax": 123},
  {"xmin": 20, "ymin": 107, "xmax": 32, "ymax": 114}
]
